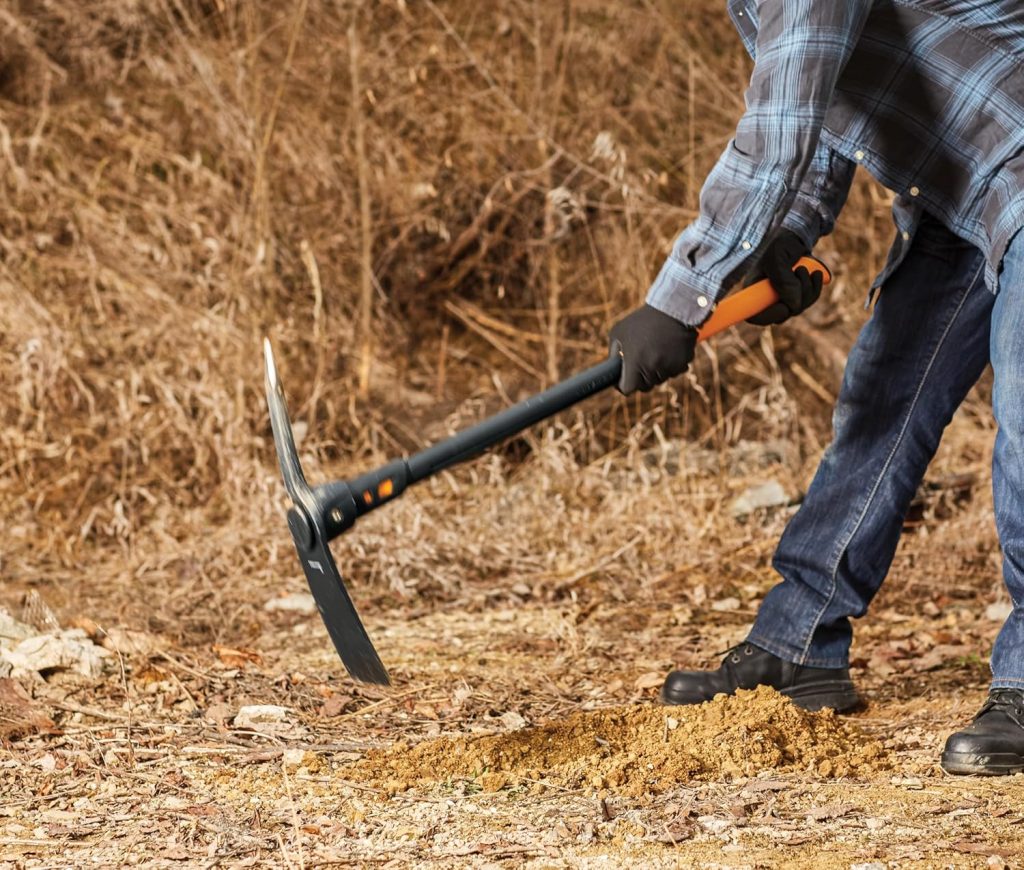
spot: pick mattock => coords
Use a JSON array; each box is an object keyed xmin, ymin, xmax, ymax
[{"xmin": 265, "ymin": 257, "xmax": 831, "ymax": 685}]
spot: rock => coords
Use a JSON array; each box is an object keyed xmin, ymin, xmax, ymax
[
  {"xmin": 35, "ymin": 753, "xmax": 57, "ymax": 773},
  {"xmin": 479, "ymin": 771, "xmax": 508, "ymax": 792},
  {"xmin": 264, "ymin": 592, "xmax": 317, "ymax": 615},
  {"xmin": 0, "ymin": 608, "xmax": 33, "ymax": 645},
  {"xmin": 282, "ymin": 748, "xmax": 306, "ymax": 768},
  {"xmin": 234, "ymin": 704, "xmax": 293, "ymax": 732},
  {"xmin": 697, "ymin": 816, "xmax": 733, "ymax": 835},
  {"xmin": 711, "ymin": 597, "xmax": 741, "ymax": 612},
  {"xmin": 641, "ymin": 439, "xmax": 798, "ymax": 477},
  {"xmin": 234, "ymin": 704, "xmax": 290, "ymax": 725},
  {"xmin": 1, "ymin": 607, "xmax": 114, "ymax": 681},
  {"xmin": 0, "ymin": 629, "xmax": 110, "ymax": 679},
  {"xmin": 985, "ymin": 601, "xmax": 1014, "ymax": 623},
  {"xmin": 730, "ymin": 481, "xmax": 789, "ymax": 518},
  {"xmin": 500, "ymin": 711, "xmax": 528, "ymax": 731}
]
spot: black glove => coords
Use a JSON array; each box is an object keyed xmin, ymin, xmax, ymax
[
  {"xmin": 746, "ymin": 229, "xmax": 823, "ymax": 326},
  {"xmin": 608, "ymin": 304, "xmax": 698, "ymax": 395}
]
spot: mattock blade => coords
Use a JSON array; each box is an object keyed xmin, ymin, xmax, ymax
[{"xmin": 263, "ymin": 338, "xmax": 390, "ymax": 685}]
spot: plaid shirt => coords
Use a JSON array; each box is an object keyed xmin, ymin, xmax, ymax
[{"xmin": 647, "ymin": 0, "xmax": 1024, "ymax": 325}]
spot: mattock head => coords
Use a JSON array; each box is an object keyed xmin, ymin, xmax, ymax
[{"xmin": 263, "ymin": 338, "xmax": 390, "ymax": 685}]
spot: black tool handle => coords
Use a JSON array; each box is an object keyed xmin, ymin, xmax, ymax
[
  {"xmin": 318, "ymin": 355, "xmax": 621, "ymax": 538},
  {"xmin": 407, "ymin": 355, "xmax": 621, "ymax": 481}
]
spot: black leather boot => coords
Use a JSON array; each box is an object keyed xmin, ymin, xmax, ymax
[
  {"xmin": 661, "ymin": 642, "xmax": 861, "ymax": 712},
  {"xmin": 941, "ymin": 689, "xmax": 1024, "ymax": 775}
]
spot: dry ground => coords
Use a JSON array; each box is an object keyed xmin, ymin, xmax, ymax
[
  {"xmin": 3, "ymin": 409, "xmax": 1023, "ymax": 868},
  {"xmin": 3, "ymin": 1, "xmax": 1022, "ymax": 867}
]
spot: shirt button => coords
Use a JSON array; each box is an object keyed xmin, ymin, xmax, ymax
[
  {"xmin": 910, "ymin": 186, "xmax": 920, "ymax": 197},
  {"xmin": 854, "ymin": 150, "xmax": 865, "ymax": 162},
  {"xmin": 902, "ymin": 231, "xmax": 911, "ymax": 241},
  {"xmin": 696, "ymin": 295, "xmax": 709, "ymax": 308},
  {"xmin": 741, "ymin": 241, "xmax": 752, "ymax": 251}
]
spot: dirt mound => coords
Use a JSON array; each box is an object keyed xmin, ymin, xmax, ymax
[{"xmin": 352, "ymin": 686, "xmax": 889, "ymax": 795}]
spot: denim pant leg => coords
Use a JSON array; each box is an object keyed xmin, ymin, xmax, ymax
[
  {"xmin": 748, "ymin": 220, "xmax": 993, "ymax": 668},
  {"xmin": 989, "ymin": 231, "xmax": 1024, "ymax": 688}
]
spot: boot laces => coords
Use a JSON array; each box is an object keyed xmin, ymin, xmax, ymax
[
  {"xmin": 719, "ymin": 643, "xmax": 756, "ymax": 666},
  {"xmin": 978, "ymin": 689, "xmax": 1024, "ymax": 727}
]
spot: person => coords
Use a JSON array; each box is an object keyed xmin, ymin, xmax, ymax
[{"xmin": 609, "ymin": 0, "xmax": 1024, "ymax": 776}]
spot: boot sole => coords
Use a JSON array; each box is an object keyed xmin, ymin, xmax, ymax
[
  {"xmin": 940, "ymin": 751, "xmax": 1024, "ymax": 776},
  {"xmin": 661, "ymin": 681, "xmax": 861, "ymax": 713},
  {"xmin": 781, "ymin": 681, "xmax": 861, "ymax": 713}
]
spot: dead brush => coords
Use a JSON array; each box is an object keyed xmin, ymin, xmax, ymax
[{"xmin": 0, "ymin": 0, "xmax": 990, "ymax": 648}]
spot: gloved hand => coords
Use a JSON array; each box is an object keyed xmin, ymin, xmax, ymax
[
  {"xmin": 746, "ymin": 229, "xmax": 824, "ymax": 326},
  {"xmin": 608, "ymin": 304, "xmax": 698, "ymax": 395}
]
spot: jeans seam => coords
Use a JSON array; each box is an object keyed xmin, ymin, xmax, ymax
[{"xmin": 797, "ymin": 259, "xmax": 986, "ymax": 665}]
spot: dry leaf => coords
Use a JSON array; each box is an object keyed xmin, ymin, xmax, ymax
[
  {"xmin": 634, "ymin": 672, "xmax": 664, "ymax": 690},
  {"xmin": 101, "ymin": 628, "xmax": 160, "ymax": 657},
  {"xmin": 0, "ymin": 678, "xmax": 56, "ymax": 739},
  {"xmin": 160, "ymin": 847, "xmax": 190, "ymax": 861},
  {"xmin": 212, "ymin": 645, "xmax": 263, "ymax": 668},
  {"xmin": 413, "ymin": 702, "xmax": 439, "ymax": 720},
  {"xmin": 321, "ymin": 695, "xmax": 349, "ymax": 717},
  {"xmin": 807, "ymin": 803, "xmax": 855, "ymax": 822}
]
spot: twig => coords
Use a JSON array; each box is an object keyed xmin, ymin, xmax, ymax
[
  {"xmin": 298, "ymin": 239, "xmax": 327, "ymax": 424},
  {"xmin": 251, "ymin": 0, "xmax": 309, "ymax": 248},
  {"xmin": 350, "ymin": 18, "xmax": 374, "ymax": 398},
  {"xmin": 554, "ymin": 532, "xmax": 643, "ymax": 590},
  {"xmin": 156, "ymin": 650, "xmax": 218, "ymax": 682},
  {"xmin": 281, "ymin": 756, "xmax": 306, "ymax": 870},
  {"xmin": 0, "ymin": 839, "xmax": 91, "ymax": 848},
  {"xmin": 51, "ymin": 700, "xmax": 130, "ymax": 723},
  {"xmin": 436, "ymin": 322, "xmax": 449, "ymax": 399},
  {"xmin": 449, "ymin": 298, "xmax": 591, "ymax": 350},
  {"xmin": 444, "ymin": 300, "xmax": 544, "ymax": 380},
  {"xmin": 790, "ymin": 361, "xmax": 835, "ymax": 404},
  {"xmin": 180, "ymin": 741, "xmax": 378, "ymax": 757}
]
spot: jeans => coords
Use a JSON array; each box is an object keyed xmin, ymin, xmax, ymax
[{"xmin": 748, "ymin": 212, "xmax": 1024, "ymax": 689}]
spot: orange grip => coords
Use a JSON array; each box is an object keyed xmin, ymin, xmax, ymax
[{"xmin": 695, "ymin": 256, "xmax": 832, "ymax": 342}]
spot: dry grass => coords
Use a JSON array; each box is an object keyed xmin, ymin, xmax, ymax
[
  {"xmin": 1, "ymin": 6, "xmax": 1014, "ymax": 866},
  {"xmin": 0, "ymin": 0, "xmax": 924, "ymax": 635}
]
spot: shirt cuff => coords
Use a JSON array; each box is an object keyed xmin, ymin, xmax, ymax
[
  {"xmin": 780, "ymin": 191, "xmax": 824, "ymax": 251},
  {"xmin": 644, "ymin": 255, "xmax": 721, "ymax": 327}
]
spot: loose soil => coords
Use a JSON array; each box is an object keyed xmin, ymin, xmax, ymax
[
  {"xmin": 355, "ymin": 686, "xmax": 889, "ymax": 795},
  {"xmin": 4, "ymin": 581, "xmax": 1024, "ymax": 867}
]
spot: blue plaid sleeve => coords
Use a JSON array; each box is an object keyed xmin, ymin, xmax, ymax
[
  {"xmin": 780, "ymin": 143, "xmax": 857, "ymax": 249},
  {"xmin": 646, "ymin": 0, "xmax": 872, "ymax": 325}
]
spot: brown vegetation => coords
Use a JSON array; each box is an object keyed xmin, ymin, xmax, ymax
[
  {"xmin": 1, "ymin": 0, "xmax": 905, "ymax": 625},
  {"xmin": 0, "ymin": 1, "xmax": 1016, "ymax": 867}
]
